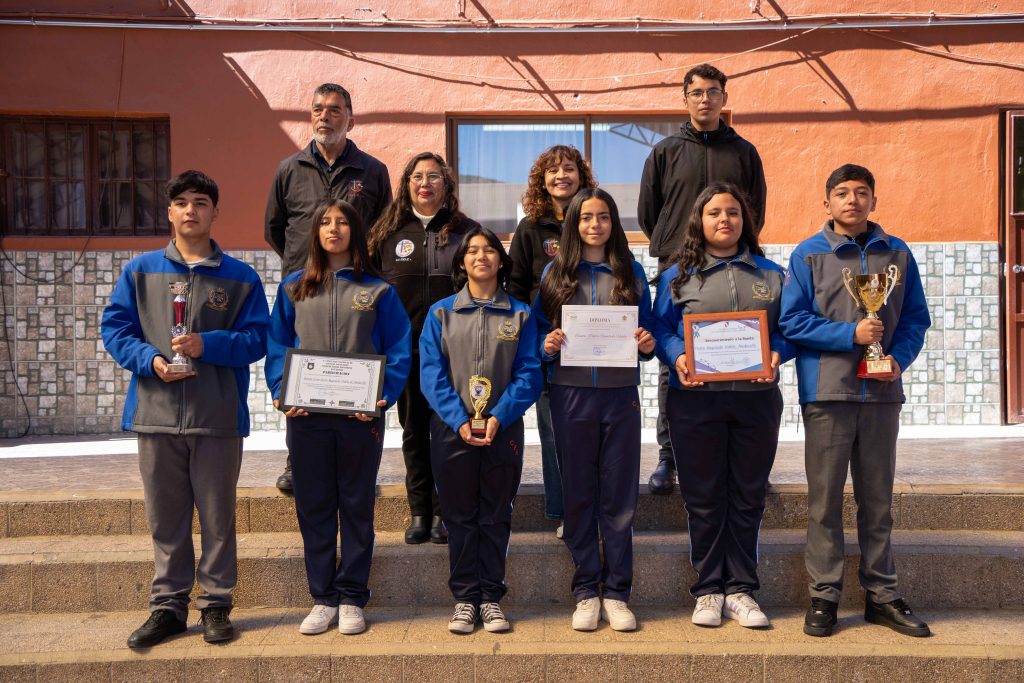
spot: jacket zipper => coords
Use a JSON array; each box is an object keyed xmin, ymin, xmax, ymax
[
  {"xmin": 590, "ymin": 266, "xmax": 598, "ymax": 387},
  {"xmin": 422, "ymin": 231, "xmax": 430, "ymax": 323},
  {"xmin": 476, "ymin": 304, "xmax": 485, "ymax": 379},
  {"xmin": 726, "ymin": 262, "xmax": 738, "ymax": 312},
  {"xmin": 330, "ymin": 275, "xmax": 338, "ymax": 351}
]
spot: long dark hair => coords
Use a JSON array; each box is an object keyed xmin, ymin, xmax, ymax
[
  {"xmin": 368, "ymin": 152, "xmax": 466, "ymax": 254},
  {"xmin": 667, "ymin": 182, "xmax": 763, "ymax": 292},
  {"xmin": 539, "ymin": 188, "xmax": 637, "ymax": 327},
  {"xmin": 292, "ymin": 200, "xmax": 382, "ymax": 301},
  {"xmin": 451, "ymin": 227, "xmax": 513, "ymax": 292}
]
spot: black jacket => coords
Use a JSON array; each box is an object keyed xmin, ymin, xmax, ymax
[
  {"xmin": 638, "ymin": 121, "xmax": 766, "ymax": 259},
  {"xmin": 507, "ymin": 213, "xmax": 562, "ymax": 305},
  {"xmin": 265, "ymin": 139, "xmax": 392, "ymax": 276}
]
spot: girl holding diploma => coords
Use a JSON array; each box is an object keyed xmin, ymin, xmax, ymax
[
  {"xmin": 651, "ymin": 183, "xmax": 793, "ymax": 629},
  {"xmin": 266, "ymin": 199, "xmax": 412, "ymax": 636},
  {"xmin": 419, "ymin": 227, "xmax": 542, "ymax": 634},
  {"xmin": 532, "ymin": 188, "xmax": 655, "ymax": 632}
]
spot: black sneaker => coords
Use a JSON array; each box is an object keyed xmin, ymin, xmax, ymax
[
  {"xmin": 803, "ymin": 597, "xmax": 838, "ymax": 637},
  {"xmin": 865, "ymin": 597, "xmax": 931, "ymax": 637},
  {"xmin": 647, "ymin": 459, "xmax": 676, "ymax": 495},
  {"xmin": 276, "ymin": 465, "xmax": 293, "ymax": 494},
  {"xmin": 200, "ymin": 606, "xmax": 235, "ymax": 643},
  {"xmin": 127, "ymin": 609, "xmax": 187, "ymax": 649}
]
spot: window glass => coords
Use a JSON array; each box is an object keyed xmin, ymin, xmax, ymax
[{"xmin": 591, "ymin": 120, "xmax": 678, "ymax": 230}]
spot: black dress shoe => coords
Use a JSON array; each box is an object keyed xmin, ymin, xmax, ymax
[
  {"xmin": 865, "ymin": 597, "xmax": 931, "ymax": 637},
  {"xmin": 647, "ymin": 459, "xmax": 676, "ymax": 495},
  {"xmin": 200, "ymin": 606, "xmax": 235, "ymax": 643},
  {"xmin": 127, "ymin": 609, "xmax": 187, "ymax": 649},
  {"xmin": 429, "ymin": 515, "xmax": 448, "ymax": 545},
  {"xmin": 405, "ymin": 515, "xmax": 430, "ymax": 544},
  {"xmin": 275, "ymin": 465, "xmax": 293, "ymax": 494},
  {"xmin": 803, "ymin": 597, "xmax": 838, "ymax": 637}
]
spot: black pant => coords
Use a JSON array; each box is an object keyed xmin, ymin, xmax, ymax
[
  {"xmin": 288, "ymin": 413, "xmax": 384, "ymax": 608},
  {"xmin": 550, "ymin": 385, "xmax": 641, "ymax": 602},
  {"xmin": 667, "ymin": 387, "xmax": 783, "ymax": 597},
  {"xmin": 654, "ymin": 256, "xmax": 675, "ymax": 463},
  {"xmin": 397, "ymin": 361, "xmax": 440, "ymax": 517},
  {"xmin": 430, "ymin": 413, "xmax": 523, "ymax": 605}
]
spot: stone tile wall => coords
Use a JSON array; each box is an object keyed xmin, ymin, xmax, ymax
[{"xmin": 0, "ymin": 243, "xmax": 1003, "ymax": 437}]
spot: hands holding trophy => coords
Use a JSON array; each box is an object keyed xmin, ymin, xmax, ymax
[
  {"xmin": 841, "ymin": 265, "xmax": 899, "ymax": 378},
  {"xmin": 167, "ymin": 281, "xmax": 193, "ymax": 374},
  {"xmin": 468, "ymin": 375, "xmax": 492, "ymax": 439}
]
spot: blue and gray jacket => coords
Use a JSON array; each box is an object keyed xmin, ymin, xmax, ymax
[
  {"xmin": 266, "ymin": 268, "xmax": 412, "ymax": 407},
  {"xmin": 101, "ymin": 241, "xmax": 269, "ymax": 437},
  {"xmin": 779, "ymin": 221, "xmax": 930, "ymax": 404},
  {"xmin": 420, "ymin": 286, "xmax": 543, "ymax": 434},
  {"xmin": 652, "ymin": 245, "xmax": 795, "ymax": 391},
  {"xmin": 532, "ymin": 259, "xmax": 656, "ymax": 388}
]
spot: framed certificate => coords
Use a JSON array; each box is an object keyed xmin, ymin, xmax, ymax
[
  {"xmin": 560, "ymin": 305, "xmax": 638, "ymax": 368},
  {"xmin": 280, "ymin": 349, "xmax": 386, "ymax": 416},
  {"xmin": 682, "ymin": 310, "xmax": 772, "ymax": 382}
]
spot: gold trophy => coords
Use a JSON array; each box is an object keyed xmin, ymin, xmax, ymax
[
  {"xmin": 469, "ymin": 375, "xmax": 492, "ymax": 439},
  {"xmin": 167, "ymin": 281, "xmax": 193, "ymax": 373},
  {"xmin": 841, "ymin": 265, "xmax": 900, "ymax": 378}
]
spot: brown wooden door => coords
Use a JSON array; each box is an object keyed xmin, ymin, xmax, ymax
[{"xmin": 1006, "ymin": 111, "xmax": 1024, "ymax": 423}]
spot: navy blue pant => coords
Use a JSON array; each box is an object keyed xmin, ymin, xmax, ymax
[
  {"xmin": 398, "ymin": 359, "xmax": 440, "ymax": 517},
  {"xmin": 288, "ymin": 413, "xmax": 384, "ymax": 608},
  {"xmin": 550, "ymin": 385, "xmax": 641, "ymax": 602},
  {"xmin": 536, "ymin": 386, "xmax": 564, "ymax": 520},
  {"xmin": 667, "ymin": 387, "xmax": 783, "ymax": 597},
  {"xmin": 430, "ymin": 413, "xmax": 524, "ymax": 605}
]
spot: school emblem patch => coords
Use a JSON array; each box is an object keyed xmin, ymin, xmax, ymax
[
  {"xmin": 496, "ymin": 320, "xmax": 519, "ymax": 341},
  {"xmin": 205, "ymin": 287, "xmax": 229, "ymax": 311},
  {"xmin": 395, "ymin": 239, "xmax": 415, "ymax": 258},
  {"xmin": 751, "ymin": 280, "xmax": 773, "ymax": 302},
  {"xmin": 542, "ymin": 238, "xmax": 559, "ymax": 257},
  {"xmin": 352, "ymin": 288, "xmax": 376, "ymax": 311},
  {"xmin": 346, "ymin": 179, "xmax": 364, "ymax": 198}
]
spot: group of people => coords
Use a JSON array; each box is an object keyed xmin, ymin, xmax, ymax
[{"xmin": 101, "ymin": 64, "xmax": 932, "ymax": 649}]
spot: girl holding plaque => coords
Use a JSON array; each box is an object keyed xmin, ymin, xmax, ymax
[
  {"xmin": 419, "ymin": 227, "xmax": 543, "ymax": 634},
  {"xmin": 532, "ymin": 188, "xmax": 656, "ymax": 632},
  {"xmin": 266, "ymin": 200, "xmax": 412, "ymax": 636},
  {"xmin": 650, "ymin": 183, "xmax": 794, "ymax": 629}
]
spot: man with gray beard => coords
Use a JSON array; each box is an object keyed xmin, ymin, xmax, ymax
[{"xmin": 265, "ymin": 82, "xmax": 392, "ymax": 492}]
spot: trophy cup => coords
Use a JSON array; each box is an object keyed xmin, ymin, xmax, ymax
[
  {"xmin": 841, "ymin": 265, "xmax": 900, "ymax": 378},
  {"xmin": 469, "ymin": 375, "xmax": 492, "ymax": 438},
  {"xmin": 166, "ymin": 281, "xmax": 192, "ymax": 373}
]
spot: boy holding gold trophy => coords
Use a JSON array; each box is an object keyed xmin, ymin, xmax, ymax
[{"xmin": 779, "ymin": 164, "xmax": 932, "ymax": 638}]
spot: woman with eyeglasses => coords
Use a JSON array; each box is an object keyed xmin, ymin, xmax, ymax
[{"xmin": 369, "ymin": 152, "xmax": 481, "ymax": 546}]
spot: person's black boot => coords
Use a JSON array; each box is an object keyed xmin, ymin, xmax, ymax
[
  {"xmin": 127, "ymin": 609, "xmax": 187, "ymax": 649},
  {"xmin": 429, "ymin": 515, "xmax": 448, "ymax": 545},
  {"xmin": 803, "ymin": 597, "xmax": 838, "ymax": 637},
  {"xmin": 647, "ymin": 458, "xmax": 676, "ymax": 494},
  {"xmin": 405, "ymin": 515, "xmax": 430, "ymax": 544},
  {"xmin": 865, "ymin": 597, "xmax": 931, "ymax": 637},
  {"xmin": 200, "ymin": 606, "xmax": 235, "ymax": 643},
  {"xmin": 276, "ymin": 457, "xmax": 293, "ymax": 494}
]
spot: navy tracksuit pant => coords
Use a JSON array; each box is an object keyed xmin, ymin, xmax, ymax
[
  {"xmin": 550, "ymin": 385, "xmax": 642, "ymax": 602},
  {"xmin": 667, "ymin": 386, "xmax": 783, "ymax": 597},
  {"xmin": 398, "ymin": 360, "xmax": 441, "ymax": 517},
  {"xmin": 430, "ymin": 413, "xmax": 524, "ymax": 605},
  {"xmin": 287, "ymin": 413, "xmax": 384, "ymax": 608}
]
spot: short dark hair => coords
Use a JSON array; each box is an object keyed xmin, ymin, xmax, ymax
[
  {"xmin": 682, "ymin": 64, "xmax": 727, "ymax": 92},
  {"xmin": 165, "ymin": 170, "xmax": 219, "ymax": 206},
  {"xmin": 451, "ymin": 227, "xmax": 513, "ymax": 292},
  {"xmin": 313, "ymin": 83, "xmax": 352, "ymax": 114},
  {"xmin": 825, "ymin": 164, "xmax": 875, "ymax": 196}
]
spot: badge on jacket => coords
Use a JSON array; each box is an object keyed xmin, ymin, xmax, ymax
[
  {"xmin": 542, "ymin": 238, "xmax": 559, "ymax": 257},
  {"xmin": 205, "ymin": 287, "xmax": 229, "ymax": 311},
  {"xmin": 496, "ymin": 320, "xmax": 519, "ymax": 341},
  {"xmin": 751, "ymin": 280, "xmax": 774, "ymax": 302},
  {"xmin": 352, "ymin": 289, "xmax": 376, "ymax": 311},
  {"xmin": 346, "ymin": 180, "xmax": 364, "ymax": 199},
  {"xmin": 395, "ymin": 239, "xmax": 415, "ymax": 258}
]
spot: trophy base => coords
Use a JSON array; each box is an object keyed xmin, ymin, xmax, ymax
[
  {"xmin": 857, "ymin": 359, "xmax": 893, "ymax": 379},
  {"xmin": 470, "ymin": 418, "xmax": 487, "ymax": 439},
  {"xmin": 165, "ymin": 363, "xmax": 193, "ymax": 374}
]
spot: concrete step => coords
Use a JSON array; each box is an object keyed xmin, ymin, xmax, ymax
[
  {"xmin": 1, "ymin": 530, "xmax": 1021, "ymax": 614},
  {"xmin": 0, "ymin": 606, "xmax": 1021, "ymax": 682},
  {"xmin": 2, "ymin": 483, "xmax": 1021, "ymax": 537}
]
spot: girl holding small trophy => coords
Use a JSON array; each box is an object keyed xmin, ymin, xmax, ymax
[
  {"xmin": 419, "ymin": 227, "xmax": 543, "ymax": 634},
  {"xmin": 651, "ymin": 182, "xmax": 793, "ymax": 629},
  {"xmin": 532, "ymin": 188, "xmax": 656, "ymax": 632},
  {"xmin": 266, "ymin": 199, "xmax": 412, "ymax": 636}
]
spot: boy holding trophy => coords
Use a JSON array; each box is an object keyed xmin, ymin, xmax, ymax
[
  {"xmin": 779, "ymin": 164, "xmax": 931, "ymax": 638},
  {"xmin": 102, "ymin": 171, "xmax": 270, "ymax": 648}
]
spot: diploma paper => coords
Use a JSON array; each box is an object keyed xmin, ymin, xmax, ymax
[
  {"xmin": 560, "ymin": 305, "xmax": 638, "ymax": 368},
  {"xmin": 281, "ymin": 350, "xmax": 385, "ymax": 416}
]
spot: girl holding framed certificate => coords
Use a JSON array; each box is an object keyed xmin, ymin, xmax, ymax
[
  {"xmin": 650, "ymin": 182, "xmax": 794, "ymax": 629},
  {"xmin": 266, "ymin": 200, "xmax": 412, "ymax": 636},
  {"xmin": 532, "ymin": 188, "xmax": 656, "ymax": 632},
  {"xmin": 419, "ymin": 227, "xmax": 543, "ymax": 634}
]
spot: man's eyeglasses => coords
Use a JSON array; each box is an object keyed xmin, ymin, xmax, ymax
[{"xmin": 685, "ymin": 88, "xmax": 724, "ymax": 102}]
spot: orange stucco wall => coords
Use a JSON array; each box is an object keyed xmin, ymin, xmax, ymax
[{"xmin": 2, "ymin": 1, "xmax": 1023, "ymax": 249}]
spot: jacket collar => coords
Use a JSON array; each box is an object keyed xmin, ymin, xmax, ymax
[
  {"xmin": 453, "ymin": 284, "xmax": 512, "ymax": 311},
  {"xmin": 820, "ymin": 220, "xmax": 892, "ymax": 252},
  {"xmin": 164, "ymin": 240, "xmax": 224, "ymax": 269},
  {"xmin": 297, "ymin": 138, "xmax": 364, "ymax": 171},
  {"xmin": 699, "ymin": 243, "xmax": 757, "ymax": 272}
]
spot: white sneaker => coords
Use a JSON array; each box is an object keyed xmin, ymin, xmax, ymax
[
  {"xmin": 691, "ymin": 593, "xmax": 725, "ymax": 627},
  {"xmin": 601, "ymin": 598, "xmax": 637, "ymax": 632},
  {"xmin": 448, "ymin": 602, "xmax": 477, "ymax": 634},
  {"xmin": 555, "ymin": 523, "xmax": 564, "ymax": 539},
  {"xmin": 723, "ymin": 593, "xmax": 770, "ymax": 628},
  {"xmin": 299, "ymin": 604, "xmax": 338, "ymax": 635},
  {"xmin": 338, "ymin": 604, "xmax": 366, "ymax": 634},
  {"xmin": 572, "ymin": 597, "xmax": 600, "ymax": 631},
  {"xmin": 480, "ymin": 602, "xmax": 510, "ymax": 632}
]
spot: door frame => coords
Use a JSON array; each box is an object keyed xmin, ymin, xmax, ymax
[{"xmin": 1001, "ymin": 110, "xmax": 1024, "ymax": 424}]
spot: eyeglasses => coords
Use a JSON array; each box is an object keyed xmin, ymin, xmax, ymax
[
  {"xmin": 410, "ymin": 173, "xmax": 444, "ymax": 184},
  {"xmin": 685, "ymin": 88, "xmax": 724, "ymax": 102}
]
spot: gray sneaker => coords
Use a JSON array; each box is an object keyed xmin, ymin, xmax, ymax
[
  {"xmin": 448, "ymin": 602, "xmax": 477, "ymax": 634},
  {"xmin": 480, "ymin": 602, "xmax": 510, "ymax": 632}
]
